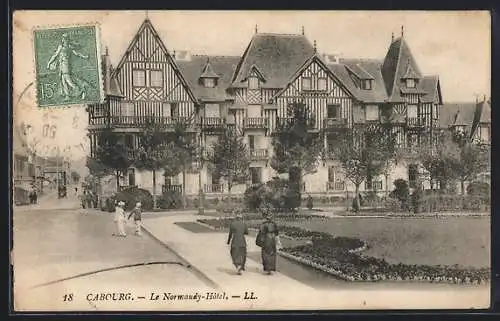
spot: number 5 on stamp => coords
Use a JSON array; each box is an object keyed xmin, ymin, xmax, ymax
[{"xmin": 33, "ymin": 24, "xmax": 104, "ymax": 107}]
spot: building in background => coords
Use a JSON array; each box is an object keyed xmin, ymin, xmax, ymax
[
  {"xmin": 13, "ymin": 124, "xmax": 36, "ymax": 205},
  {"xmin": 87, "ymin": 18, "xmax": 490, "ymax": 198}
]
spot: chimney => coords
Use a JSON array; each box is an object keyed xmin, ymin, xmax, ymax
[
  {"xmin": 301, "ymin": 26, "xmax": 305, "ymax": 35},
  {"xmin": 401, "ymin": 25, "xmax": 404, "ymax": 38},
  {"xmin": 104, "ymin": 46, "xmax": 110, "ymax": 94},
  {"xmin": 313, "ymin": 40, "xmax": 317, "ymax": 53},
  {"xmin": 255, "ymin": 24, "xmax": 258, "ymax": 34},
  {"xmin": 391, "ymin": 32, "xmax": 394, "ymax": 43}
]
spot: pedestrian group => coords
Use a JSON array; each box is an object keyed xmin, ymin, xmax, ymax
[
  {"xmin": 227, "ymin": 207, "xmax": 282, "ymax": 276},
  {"xmin": 113, "ymin": 200, "xmax": 143, "ymax": 237}
]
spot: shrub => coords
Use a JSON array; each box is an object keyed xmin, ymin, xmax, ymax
[
  {"xmin": 116, "ymin": 186, "xmax": 153, "ymax": 211},
  {"xmin": 306, "ymin": 195, "xmax": 313, "ymax": 210},
  {"xmin": 389, "ymin": 179, "xmax": 410, "ymax": 211},
  {"xmin": 410, "ymin": 188, "xmax": 424, "ymax": 213},
  {"xmin": 158, "ymin": 190, "xmax": 183, "ymax": 209},
  {"xmin": 243, "ymin": 183, "xmax": 266, "ymax": 211},
  {"xmin": 467, "ymin": 181, "xmax": 490, "ymax": 197}
]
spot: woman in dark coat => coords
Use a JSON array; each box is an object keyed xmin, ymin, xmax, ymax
[
  {"xmin": 259, "ymin": 211, "xmax": 280, "ymax": 275},
  {"xmin": 227, "ymin": 209, "xmax": 248, "ymax": 275}
]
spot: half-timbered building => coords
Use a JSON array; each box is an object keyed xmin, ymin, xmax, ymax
[{"xmin": 88, "ymin": 18, "xmax": 487, "ymax": 198}]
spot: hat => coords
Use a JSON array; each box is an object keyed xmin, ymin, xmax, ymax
[
  {"xmin": 136, "ymin": 202, "xmax": 142, "ymax": 207},
  {"xmin": 118, "ymin": 201, "xmax": 125, "ymax": 207}
]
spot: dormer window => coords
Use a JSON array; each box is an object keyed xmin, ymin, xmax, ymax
[
  {"xmin": 317, "ymin": 78, "xmax": 327, "ymax": 91},
  {"xmin": 204, "ymin": 78, "xmax": 216, "ymax": 88},
  {"xmin": 302, "ymin": 78, "xmax": 312, "ymax": 91},
  {"xmin": 362, "ymin": 79, "xmax": 373, "ymax": 90},
  {"xmin": 248, "ymin": 76, "xmax": 259, "ymax": 90},
  {"xmin": 406, "ymin": 79, "xmax": 416, "ymax": 88}
]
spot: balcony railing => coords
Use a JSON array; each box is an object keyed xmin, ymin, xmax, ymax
[
  {"xmin": 326, "ymin": 181, "xmax": 345, "ymax": 191},
  {"xmin": 276, "ymin": 117, "xmax": 316, "ymax": 130},
  {"xmin": 162, "ymin": 184, "xmax": 183, "ymax": 194},
  {"xmin": 406, "ymin": 117, "xmax": 425, "ymax": 127},
  {"xmin": 204, "ymin": 184, "xmax": 224, "ymax": 193},
  {"xmin": 244, "ymin": 117, "xmax": 268, "ymax": 129},
  {"xmin": 365, "ymin": 180, "xmax": 383, "ymax": 191},
  {"xmin": 249, "ymin": 149, "xmax": 268, "ymax": 160},
  {"xmin": 200, "ymin": 117, "xmax": 225, "ymax": 129},
  {"xmin": 90, "ymin": 116, "xmax": 192, "ymax": 128},
  {"xmin": 323, "ymin": 118, "xmax": 348, "ymax": 129}
]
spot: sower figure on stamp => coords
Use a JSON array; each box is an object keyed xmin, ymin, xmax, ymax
[
  {"xmin": 227, "ymin": 208, "xmax": 248, "ymax": 275},
  {"xmin": 128, "ymin": 202, "xmax": 143, "ymax": 236},
  {"xmin": 113, "ymin": 201, "xmax": 127, "ymax": 237},
  {"xmin": 46, "ymin": 33, "xmax": 89, "ymax": 101}
]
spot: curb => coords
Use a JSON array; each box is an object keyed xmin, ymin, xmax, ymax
[{"xmin": 141, "ymin": 225, "xmax": 221, "ymax": 290}]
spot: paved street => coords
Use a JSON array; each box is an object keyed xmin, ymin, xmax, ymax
[
  {"xmin": 12, "ymin": 192, "xmax": 212, "ymax": 311},
  {"xmin": 12, "ymin": 192, "xmax": 490, "ymax": 311}
]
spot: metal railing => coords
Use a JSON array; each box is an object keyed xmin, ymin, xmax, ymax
[
  {"xmin": 249, "ymin": 148, "xmax": 268, "ymax": 160},
  {"xmin": 162, "ymin": 184, "xmax": 183, "ymax": 194},
  {"xmin": 244, "ymin": 117, "xmax": 268, "ymax": 129},
  {"xmin": 406, "ymin": 117, "xmax": 425, "ymax": 127},
  {"xmin": 276, "ymin": 117, "xmax": 316, "ymax": 130},
  {"xmin": 200, "ymin": 117, "xmax": 225, "ymax": 128},
  {"xmin": 323, "ymin": 118, "xmax": 348, "ymax": 128},
  {"xmin": 204, "ymin": 184, "xmax": 224, "ymax": 193},
  {"xmin": 326, "ymin": 181, "xmax": 345, "ymax": 191},
  {"xmin": 89, "ymin": 116, "xmax": 193, "ymax": 127}
]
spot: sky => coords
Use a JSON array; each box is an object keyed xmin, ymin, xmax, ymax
[{"xmin": 12, "ymin": 11, "xmax": 491, "ymax": 160}]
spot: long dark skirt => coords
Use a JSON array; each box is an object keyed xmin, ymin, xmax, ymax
[
  {"xmin": 230, "ymin": 246, "xmax": 247, "ymax": 268},
  {"xmin": 261, "ymin": 237, "xmax": 277, "ymax": 271}
]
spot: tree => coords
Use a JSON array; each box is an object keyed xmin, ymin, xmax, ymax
[
  {"xmin": 270, "ymin": 100, "xmax": 323, "ymax": 191},
  {"xmin": 92, "ymin": 128, "xmax": 134, "ymax": 192},
  {"xmin": 329, "ymin": 122, "xmax": 398, "ymax": 212},
  {"xmin": 209, "ymin": 127, "xmax": 250, "ymax": 200},
  {"xmin": 162, "ymin": 121, "xmax": 198, "ymax": 208},
  {"xmin": 70, "ymin": 171, "xmax": 81, "ymax": 184},
  {"xmin": 421, "ymin": 129, "xmax": 490, "ymax": 194},
  {"xmin": 134, "ymin": 119, "xmax": 170, "ymax": 209}
]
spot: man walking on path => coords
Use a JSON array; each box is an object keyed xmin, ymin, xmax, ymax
[
  {"xmin": 128, "ymin": 202, "xmax": 143, "ymax": 236},
  {"xmin": 227, "ymin": 209, "xmax": 249, "ymax": 275}
]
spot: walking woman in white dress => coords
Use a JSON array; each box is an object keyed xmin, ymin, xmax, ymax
[{"xmin": 113, "ymin": 201, "xmax": 127, "ymax": 237}]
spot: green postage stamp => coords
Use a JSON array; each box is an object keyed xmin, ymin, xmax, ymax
[{"xmin": 33, "ymin": 24, "xmax": 104, "ymax": 107}]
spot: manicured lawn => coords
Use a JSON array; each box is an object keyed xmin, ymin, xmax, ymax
[{"xmin": 285, "ymin": 216, "xmax": 490, "ymax": 269}]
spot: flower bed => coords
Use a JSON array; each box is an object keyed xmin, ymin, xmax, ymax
[{"xmin": 282, "ymin": 245, "xmax": 490, "ymax": 284}]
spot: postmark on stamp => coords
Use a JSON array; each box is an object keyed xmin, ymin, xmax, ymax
[{"xmin": 33, "ymin": 24, "xmax": 104, "ymax": 107}]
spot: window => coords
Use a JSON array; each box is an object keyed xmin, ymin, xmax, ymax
[
  {"xmin": 248, "ymin": 77, "xmax": 259, "ymax": 90},
  {"xmin": 162, "ymin": 103, "xmax": 171, "ymax": 118},
  {"xmin": 365, "ymin": 105, "xmax": 379, "ymax": 121},
  {"xmin": 328, "ymin": 166, "xmax": 336, "ymax": 182},
  {"xmin": 302, "ymin": 78, "xmax": 312, "ymax": 91},
  {"xmin": 125, "ymin": 135, "xmax": 134, "ymax": 149},
  {"xmin": 205, "ymin": 104, "xmax": 220, "ymax": 117},
  {"xmin": 171, "ymin": 103, "xmax": 179, "ymax": 118},
  {"xmin": 327, "ymin": 105, "xmax": 340, "ymax": 118},
  {"xmin": 408, "ymin": 164, "xmax": 418, "ymax": 188},
  {"xmin": 407, "ymin": 105, "xmax": 418, "ymax": 118},
  {"xmin": 480, "ymin": 126, "xmax": 490, "ymax": 142},
  {"xmin": 150, "ymin": 70, "xmax": 163, "ymax": 87},
  {"xmin": 94, "ymin": 104, "xmax": 105, "ymax": 117},
  {"xmin": 250, "ymin": 167, "xmax": 262, "ymax": 184},
  {"xmin": 248, "ymin": 135, "xmax": 255, "ymax": 150},
  {"xmin": 123, "ymin": 102, "xmax": 135, "ymax": 117},
  {"xmin": 128, "ymin": 168, "xmax": 135, "ymax": 186},
  {"xmin": 132, "ymin": 70, "xmax": 146, "ymax": 87},
  {"xmin": 204, "ymin": 78, "xmax": 216, "ymax": 88},
  {"xmin": 317, "ymin": 78, "xmax": 327, "ymax": 91},
  {"xmin": 433, "ymin": 104, "xmax": 439, "ymax": 119},
  {"xmin": 362, "ymin": 80, "xmax": 373, "ymax": 90},
  {"xmin": 406, "ymin": 78, "xmax": 416, "ymax": 88}
]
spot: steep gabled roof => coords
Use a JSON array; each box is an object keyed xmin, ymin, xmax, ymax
[
  {"xmin": 272, "ymin": 54, "xmax": 356, "ymax": 100},
  {"xmin": 230, "ymin": 33, "xmax": 315, "ymax": 89},
  {"xmin": 381, "ymin": 37, "xmax": 423, "ymax": 102},
  {"xmin": 440, "ymin": 103, "xmax": 477, "ymax": 130},
  {"xmin": 327, "ymin": 58, "xmax": 389, "ymax": 103},
  {"xmin": 111, "ymin": 18, "xmax": 199, "ymax": 104},
  {"xmin": 199, "ymin": 59, "xmax": 220, "ymax": 79},
  {"xmin": 471, "ymin": 99, "xmax": 491, "ymax": 139},
  {"xmin": 345, "ymin": 63, "xmax": 375, "ymax": 80},
  {"xmin": 177, "ymin": 55, "xmax": 240, "ymax": 102},
  {"xmin": 419, "ymin": 75, "xmax": 442, "ymax": 104}
]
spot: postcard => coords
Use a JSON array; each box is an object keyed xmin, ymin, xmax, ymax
[{"xmin": 12, "ymin": 10, "xmax": 491, "ymax": 311}]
